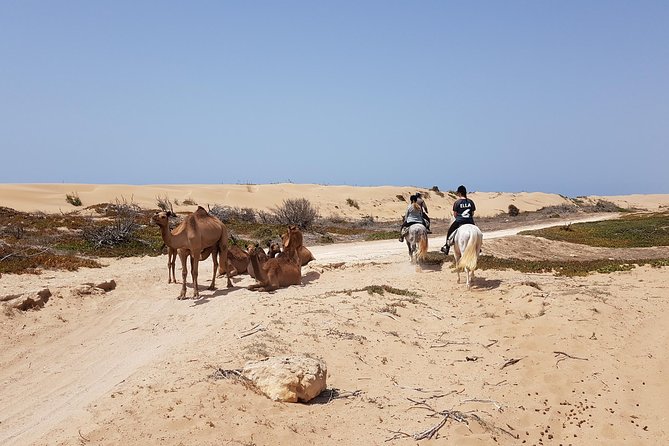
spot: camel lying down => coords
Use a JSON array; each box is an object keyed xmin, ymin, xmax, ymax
[{"xmin": 248, "ymin": 226, "xmax": 303, "ymax": 292}]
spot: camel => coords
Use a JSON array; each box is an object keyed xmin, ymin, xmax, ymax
[
  {"xmin": 247, "ymin": 226, "xmax": 302, "ymax": 292},
  {"xmin": 270, "ymin": 232, "xmax": 315, "ymax": 266},
  {"xmin": 151, "ymin": 207, "xmax": 232, "ymax": 299},
  {"xmin": 246, "ymin": 243, "xmax": 268, "ymax": 279},
  {"xmin": 268, "ymin": 241, "xmax": 282, "ymax": 258}
]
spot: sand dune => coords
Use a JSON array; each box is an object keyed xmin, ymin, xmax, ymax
[{"xmin": 2, "ymin": 183, "xmax": 667, "ymax": 219}]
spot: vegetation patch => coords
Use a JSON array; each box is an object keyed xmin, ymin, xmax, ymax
[
  {"xmin": 0, "ymin": 244, "xmax": 100, "ymax": 274},
  {"xmin": 66, "ymin": 192, "xmax": 82, "ymax": 207},
  {"xmin": 477, "ymin": 255, "xmax": 669, "ymax": 277},
  {"xmin": 520, "ymin": 212, "xmax": 669, "ymax": 248},
  {"xmin": 365, "ymin": 230, "xmax": 398, "ymax": 241},
  {"xmin": 346, "ymin": 198, "xmax": 360, "ymax": 209}
]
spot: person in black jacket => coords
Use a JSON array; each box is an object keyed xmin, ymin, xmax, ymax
[{"xmin": 441, "ymin": 185, "xmax": 476, "ymax": 255}]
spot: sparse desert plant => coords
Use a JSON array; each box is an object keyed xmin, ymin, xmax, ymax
[
  {"xmin": 66, "ymin": 192, "xmax": 82, "ymax": 207},
  {"xmin": 396, "ymin": 194, "xmax": 406, "ymax": 202},
  {"xmin": 508, "ymin": 204, "xmax": 520, "ymax": 217},
  {"xmin": 156, "ymin": 195, "xmax": 173, "ymax": 212},
  {"xmin": 83, "ymin": 198, "xmax": 140, "ymax": 248},
  {"xmin": 346, "ymin": 198, "xmax": 360, "ymax": 209},
  {"xmin": 209, "ymin": 205, "xmax": 257, "ymax": 223},
  {"xmin": 430, "ymin": 186, "xmax": 445, "ymax": 197},
  {"xmin": 182, "ymin": 197, "xmax": 197, "ymax": 206},
  {"xmin": 271, "ymin": 198, "xmax": 319, "ymax": 229}
]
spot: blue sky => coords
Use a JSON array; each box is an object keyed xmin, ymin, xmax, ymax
[{"xmin": 1, "ymin": 1, "xmax": 667, "ymax": 196}]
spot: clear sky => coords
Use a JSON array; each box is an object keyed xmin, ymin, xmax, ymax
[{"xmin": 1, "ymin": 1, "xmax": 667, "ymax": 196}]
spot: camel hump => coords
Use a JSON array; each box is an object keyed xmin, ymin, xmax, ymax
[{"xmin": 195, "ymin": 206, "xmax": 208, "ymax": 215}]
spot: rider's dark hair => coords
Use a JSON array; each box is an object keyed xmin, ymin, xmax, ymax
[
  {"xmin": 457, "ymin": 185, "xmax": 467, "ymax": 197},
  {"xmin": 409, "ymin": 194, "xmax": 418, "ymax": 203}
]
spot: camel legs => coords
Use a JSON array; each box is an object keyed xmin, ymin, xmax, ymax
[
  {"xmin": 218, "ymin": 243, "xmax": 233, "ymax": 288},
  {"xmin": 178, "ymin": 251, "xmax": 189, "ymax": 299},
  {"xmin": 208, "ymin": 246, "xmax": 218, "ymax": 291},
  {"xmin": 168, "ymin": 247, "xmax": 177, "ymax": 284}
]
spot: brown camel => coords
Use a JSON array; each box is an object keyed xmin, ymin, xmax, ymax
[
  {"xmin": 268, "ymin": 241, "xmax": 282, "ymax": 258},
  {"xmin": 151, "ymin": 207, "xmax": 232, "ymax": 299},
  {"xmin": 277, "ymin": 230, "xmax": 315, "ymax": 266},
  {"xmin": 227, "ymin": 245, "xmax": 250, "ymax": 276},
  {"xmin": 247, "ymin": 226, "xmax": 302, "ymax": 292},
  {"xmin": 246, "ymin": 243, "xmax": 268, "ymax": 279}
]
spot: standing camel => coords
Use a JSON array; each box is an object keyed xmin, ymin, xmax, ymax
[{"xmin": 152, "ymin": 207, "xmax": 232, "ymax": 299}]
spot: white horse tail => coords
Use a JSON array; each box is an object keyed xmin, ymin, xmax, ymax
[
  {"xmin": 458, "ymin": 229, "xmax": 481, "ymax": 272},
  {"xmin": 417, "ymin": 231, "xmax": 428, "ymax": 262}
]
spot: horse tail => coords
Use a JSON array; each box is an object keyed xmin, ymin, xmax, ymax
[
  {"xmin": 417, "ymin": 230, "xmax": 428, "ymax": 261},
  {"xmin": 458, "ymin": 230, "xmax": 481, "ymax": 271}
]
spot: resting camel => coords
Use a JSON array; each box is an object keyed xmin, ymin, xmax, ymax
[
  {"xmin": 227, "ymin": 245, "xmax": 250, "ymax": 276},
  {"xmin": 268, "ymin": 241, "xmax": 282, "ymax": 258},
  {"xmin": 270, "ymin": 232, "xmax": 315, "ymax": 266},
  {"xmin": 247, "ymin": 226, "xmax": 302, "ymax": 292},
  {"xmin": 152, "ymin": 207, "xmax": 232, "ymax": 299},
  {"xmin": 246, "ymin": 243, "xmax": 268, "ymax": 279}
]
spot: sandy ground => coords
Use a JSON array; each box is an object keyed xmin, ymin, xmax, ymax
[
  {"xmin": 2, "ymin": 214, "xmax": 669, "ymax": 445},
  {"xmin": 1, "ymin": 185, "xmax": 668, "ymax": 445}
]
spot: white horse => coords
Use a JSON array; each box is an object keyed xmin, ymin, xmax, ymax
[
  {"xmin": 405, "ymin": 223, "xmax": 428, "ymax": 264},
  {"xmin": 452, "ymin": 224, "xmax": 483, "ymax": 289}
]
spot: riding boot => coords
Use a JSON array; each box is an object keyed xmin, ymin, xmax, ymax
[{"xmin": 440, "ymin": 244, "xmax": 450, "ymax": 255}]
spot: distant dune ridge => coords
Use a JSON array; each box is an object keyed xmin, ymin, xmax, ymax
[{"xmin": 1, "ymin": 183, "xmax": 668, "ymax": 219}]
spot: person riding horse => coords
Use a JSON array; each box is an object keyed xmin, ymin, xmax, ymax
[
  {"xmin": 399, "ymin": 195, "xmax": 428, "ymax": 242},
  {"xmin": 441, "ymin": 185, "xmax": 476, "ymax": 255},
  {"xmin": 415, "ymin": 192, "xmax": 431, "ymax": 233}
]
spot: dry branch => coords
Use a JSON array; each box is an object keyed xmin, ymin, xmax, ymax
[
  {"xmin": 554, "ymin": 351, "xmax": 588, "ymax": 367},
  {"xmin": 500, "ymin": 357, "xmax": 523, "ymax": 369}
]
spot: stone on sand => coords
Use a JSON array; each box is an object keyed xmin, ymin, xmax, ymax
[{"xmin": 241, "ymin": 356, "xmax": 327, "ymax": 403}]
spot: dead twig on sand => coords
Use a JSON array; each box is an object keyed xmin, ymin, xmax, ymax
[
  {"xmin": 312, "ymin": 387, "xmax": 364, "ymax": 404},
  {"xmin": 500, "ymin": 357, "xmax": 523, "ymax": 369},
  {"xmin": 238, "ymin": 323, "xmax": 265, "ymax": 338},
  {"xmin": 554, "ymin": 351, "xmax": 588, "ymax": 368},
  {"xmin": 460, "ymin": 398, "xmax": 504, "ymax": 412},
  {"xmin": 391, "ymin": 399, "xmax": 518, "ymax": 441},
  {"xmin": 78, "ymin": 429, "xmax": 90, "ymax": 443}
]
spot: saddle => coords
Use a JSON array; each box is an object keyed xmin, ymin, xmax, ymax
[{"xmin": 447, "ymin": 224, "xmax": 475, "ymax": 246}]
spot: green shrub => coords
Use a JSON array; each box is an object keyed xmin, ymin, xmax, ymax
[{"xmin": 66, "ymin": 192, "xmax": 82, "ymax": 207}]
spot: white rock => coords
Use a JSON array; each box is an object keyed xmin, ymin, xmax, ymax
[{"xmin": 241, "ymin": 355, "xmax": 327, "ymax": 403}]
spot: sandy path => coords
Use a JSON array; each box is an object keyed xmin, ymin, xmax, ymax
[
  {"xmin": 0, "ymin": 213, "xmax": 627, "ymax": 445},
  {"xmin": 310, "ymin": 214, "xmax": 620, "ymax": 263}
]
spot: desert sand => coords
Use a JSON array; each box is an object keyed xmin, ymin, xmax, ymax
[{"xmin": 1, "ymin": 184, "xmax": 669, "ymax": 445}]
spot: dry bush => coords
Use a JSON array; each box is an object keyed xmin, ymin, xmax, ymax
[
  {"xmin": 272, "ymin": 198, "xmax": 319, "ymax": 229},
  {"xmin": 346, "ymin": 198, "xmax": 360, "ymax": 209},
  {"xmin": 430, "ymin": 186, "xmax": 445, "ymax": 197},
  {"xmin": 508, "ymin": 204, "xmax": 520, "ymax": 217},
  {"xmin": 182, "ymin": 197, "xmax": 197, "ymax": 205},
  {"xmin": 396, "ymin": 194, "xmax": 406, "ymax": 202},
  {"xmin": 156, "ymin": 195, "xmax": 173, "ymax": 211},
  {"xmin": 209, "ymin": 205, "xmax": 257, "ymax": 223},
  {"xmin": 83, "ymin": 198, "xmax": 140, "ymax": 248},
  {"xmin": 66, "ymin": 192, "xmax": 82, "ymax": 207}
]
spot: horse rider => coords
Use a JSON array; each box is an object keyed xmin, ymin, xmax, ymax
[
  {"xmin": 399, "ymin": 195, "xmax": 428, "ymax": 242},
  {"xmin": 440, "ymin": 185, "xmax": 476, "ymax": 255},
  {"xmin": 415, "ymin": 192, "xmax": 431, "ymax": 233}
]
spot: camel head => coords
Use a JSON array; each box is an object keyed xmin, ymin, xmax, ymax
[
  {"xmin": 151, "ymin": 210, "xmax": 176, "ymax": 228},
  {"xmin": 281, "ymin": 225, "xmax": 303, "ymax": 250},
  {"xmin": 268, "ymin": 241, "xmax": 282, "ymax": 258},
  {"xmin": 247, "ymin": 243, "xmax": 261, "ymax": 256}
]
